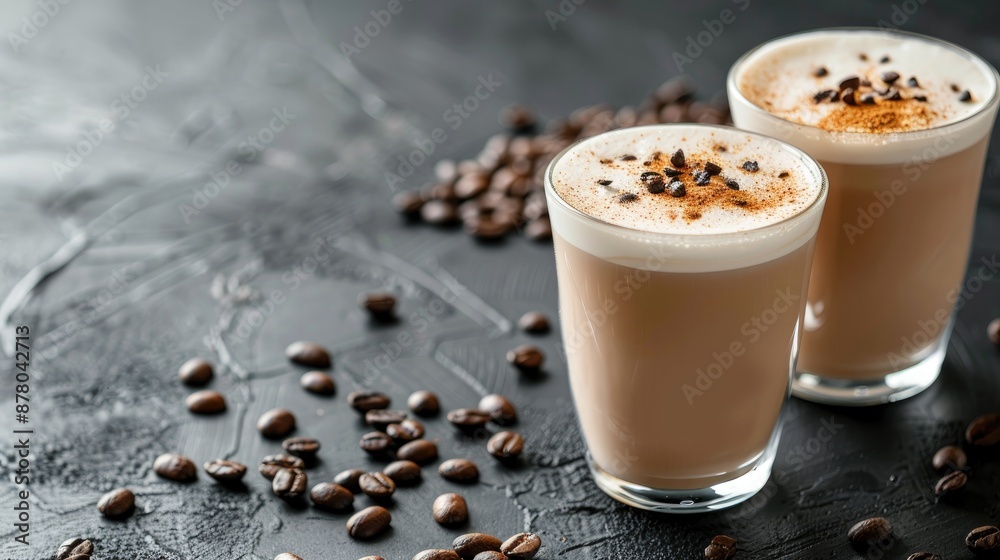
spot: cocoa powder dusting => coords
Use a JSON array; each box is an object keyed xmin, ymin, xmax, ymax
[{"xmin": 817, "ymin": 98, "xmax": 938, "ymax": 133}]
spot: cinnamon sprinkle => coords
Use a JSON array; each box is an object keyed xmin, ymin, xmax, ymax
[{"xmin": 817, "ymin": 99, "xmax": 938, "ymax": 133}]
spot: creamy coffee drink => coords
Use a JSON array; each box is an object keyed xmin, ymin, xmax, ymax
[
  {"xmin": 545, "ymin": 124, "xmax": 827, "ymax": 511},
  {"xmin": 730, "ymin": 29, "xmax": 1000, "ymax": 404}
]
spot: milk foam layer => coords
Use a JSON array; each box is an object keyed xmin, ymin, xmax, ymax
[{"xmin": 545, "ymin": 125, "xmax": 827, "ymax": 273}]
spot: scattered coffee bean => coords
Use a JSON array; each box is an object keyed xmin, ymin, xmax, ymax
[
  {"xmin": 300, "ymin": 371, "xmax": 335, "ymax": 395},
  {"xmin": 433, "ymin": 493, "xmax": 469, "ymax": 527},
  {"xmin": 967, "ymin": 525, "xmax": 1000, "ymax": 556},
  {"xmin": 703, "ymin": 162, "xmax": 722, "ymax": 176},
  {"xmin": 487, "ymin": 431, "xmax": 525, "ymax": 462},
  {"xmin": 454, "ymin": 533, "xmax": 503, "ymax": 559},
  {"xmin": 185, "ymin": 390, "xmax": 226, "ymax": 414},
  {"xmin": 204, "ymin": 459, "xmax": 247, "ymax": 483},
  {"xmin": 259, "ymin": 454, "xmax": 305, "ymax": 480},
  {"xmin": 393, "ymin": 191, "xmax": 424, "ymax": 218},
  {"xmin": 840, "ymin": 76, "xmax": 862, "ymax": 91},
  {"xmin": 668, "ymin": 180, "xmax": 686, "ymax": 197},
  {"xmin": 617, "ymin": 192, "xmax": 638, "ymax": 204},
  {"xmin": 959, "ymin": 90, "xmax": 973, "ymax": 102},
  {"xmin": 517, "ymin": 311, "xmax": 550, "ymax": 334},
  {"xmin": 310, "ymin": 482, "xmax": 354, "ymax": 511},
  {"xmin": 778, "ymin": 171, "xmax": 790, "ymax": 178},
  {"xmin": 387, "ymin": 419, "xmax": 425, "ymax": 444},
  {"xmin": 905, "ymin": 553, "xmax": 941, "ymax": 560},
  {"xmin": 347, "ymin": 505, "xmax": 392, "ymax": 539},
  {"xmin": 814, "ymin": 66, "xmax": 829, "ymax": 77},
  {"xmin": 661, "ymin": 167, "xmax": 683, "ymax": 177},
  {"xmin": 273, "ymin": 467, "xmax": 308, "ymax": 500},
  {"xmin": 384, "ymin": 460, "xmax": 422, "ymax": 486},
  {"xmin": 97, "ymin": 488, "xmax": 134, "ymax": 518},
  {"xmin": 359, "ymin": 472, "xmax": 396, "ymax": 500},
  {"xmin": 640, "ymin": 171, "xmax": 666, "ymax": 194},
  {"xmin": 934, "ymin": 470, "xmax": 968, "ymax": 497},
  {"xmin": 507, "ymin": 345, "xmax": 544, "ymax": 372},
  {"xmin": 813, "ymin": 89, "xmax": 838, "ymax": 103},
  {"xmin": 282, "ymin": 437, "xmax": 320, "ymax": 460},
  {"xmin": 881, "ymin": 71, "xmax": 900, "ymax": 85},
  {"xmin": 472, "ymin": 552, "xmax": 508, "ymax": 560},
  {"xmin": 408, "ymin": 390, "xmax": 440, "ymax": 416},
  {"xmin": 884, "ymin": 87, "xmax": 902, "ymax": 101},
  {"xmin": 413, "ymin": 550, "xmax": 461, "ymax": 560},
  {"xmin": 842, "ymin": 87, "xmax": 858, "ymax": 106},
  {"xmin": 178, "ymin": 358, "xmax": 213, "ymax": 386},
  {"xmin": 880, "ymin": 55, "xmax": 891, "ymax": 63},
  {"xmin": 439, "ymin": 458, "xmax": 479, "ymax": 483},
  {"xmin": 704, "ymin": 535, "xmax": 737, "ymax": 560},
  {"xmin": 466, "ymin": 216, "xmax": 511, "ymax": 241},
  {"xmin": 348, "ymin": 391, "xmax": 391, "ymax": 413},
  {"xmin": 257, "ymin": 408, "xmax": 296, "ymax": 439},
  {"xmin": 361, "ymin": 292, "xmax": 397, "ymax": 322},
  {"xmin": 455, "ymin": 172, "xmax": 490, "ymax": 200},
  {"xmin": 523, "ymin": 218, "xmax": 552, "ymax": 241},
  {"xmin": 670, "ymin": 149, "xmax": 685, "ymax": 168},
  {"xmin": 422, "ymin": 200, "xmax": 461, "ymax": 226},
  {"xmin": 966, "ymin": 412, "xmax": 1000, "ymax": 447},
  {"xmin": 501, "ymin": 533, "xmax": 541, "ymax": 559},
  {"xmin": 987, "ymin": 318, "xmax": 1000, "ymax": 346},
  {"xmin": 848, "ymin": 517, "xmax": 893, "ymax": 552},
  {"xmin": 597, "ymin": 179, "xmax": 613, "ymax": 186},
  {"xmin": 692, "ymin": 171, "xmax": 710, "ymax": 186},
  {"xmin": 447, "ymin": 408, "xmax": 491, "ymax": 433},
  {"xmin": 741, "ymin": 160, "xmax": 759, "ymax": 173},
  {"xmin": 620, "ymin": 154, "xmax": 637, "ymax": 161},
  {"xmin": 366, "ymin": 409, "xmax": 408, "ymax": 431},
  {"xmin": 860, "ymin": 92, "xmax": 876, "ymax": 104},
  {"xmin": 56, "ymin": 538, "xmax": 93, "ymax": 560},
  {"xmin": 932, "ymin": 445, "xmax": 967, "ymax": 471},
  {"xmin": 285, "ymin": 341, "xmax": 331, "ymax": 368},
  {"xmin": 275, "ymin": 554, "xmax": 303, "ymax": 560},
  {"xmin": 360, "ymin": 431, "xmax": 394, "ymax": 458},
  {"xmin": 724, "ymin": 179, "xmax": 740, "ymax": 190},
  {"xmin": 478, "ymin": 394, "xmax": 517, "ymax": 425},
  {"xmin": 397, "ymin": 439, "xmax": 439, "ymax": 465},
  {"xmin": 908, "ymin": 76, "xmax": 920, "ymax": 88},
  {"xmin": 154, "ymin": 453, "xmax": 197, "ymax": 482},
  {"xmin": 334, "ymin": 468, "xmax": 366, "ymax": 493}
]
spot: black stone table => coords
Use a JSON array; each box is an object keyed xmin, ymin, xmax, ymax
[{"xmin": 1, "ymin": 1, "xmax": 998, "ymax": 558}]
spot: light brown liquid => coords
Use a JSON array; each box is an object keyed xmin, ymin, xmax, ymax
[
  {"xmin": 798, "ymin": 137, "xmax": 989, "ymax": 380},
  {"xmin": 554, "ymin": 233, "xmax": 814, "ymax": 489}
]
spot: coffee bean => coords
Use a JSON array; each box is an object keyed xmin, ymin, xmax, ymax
[
  {"xmin": 447, "ymin": 409, "xmax": 491, "ymax": 433},
  {"xmin": 523, "ymin": 218, "xmax": 551, "ymax": 241},
  {"xmin": 204, "ymin": 459, "xmax": 247, "ymax": 483},
  {"xmin": 333, "ymin": 468, "xmax": 366, "ymax": 493},
  {"xmin": 640, "ymin": 171, "xmax": 666, "ymax": 194},
  {"xmin": 472, "ymin": 553, "xmax": 508, "ymax": 560},
  {"xmin": 848, "ymin": 517, "xmax": 893, "ymax": 552},
  {"xmin": 300, "ymin": 371, "xmax": 336, "ymax": 395},
  {"xmin": 285, "ymin": 341, "xmax": 331, "ymax": 368},
  {"xmin": 365, "ymin": 409, "xmax": 408, "ymax": 431},
  {"xmin": 813, "ymin": 89, "xmax": 838, "ymax": 103},
  {"xmin": 360, "ymin": 432, "xmax": 394, "ymax": 458},
  {"xmin": 466, "ymin": 216, "xmax": 510, "ymax": 241},
  {"xmin": 359, "ymin": 472, "xmax": 396, "ymax": 500},
  {"xmin": 814, "ymin": 66, "xmax": 829, "ymax": 77},
  {"xmin": 960, "ymin": 90, "xmax": 973, "ymax": 102},
  {"xmin": 966, "ymin": 412, "xmax": 1000, "ymax": 447},
  {"xmin": 397, "ymin": 439, "xmax": 439, "ymax": 465},
  {"xmin": 97, "ymin": 488, "xmax": 134, "ymax": 518},
  {"xmin": 501, "ymin": 533, "xmax": 541, "ymax": 559},
  {"xmin": 704, "ymin": 535, "xmax": 737, "ymax": 560},
  {"xmin": 154, "ymin": 453, "xmax": 197, "ymax": 482},
  {"xmin": 348, "ymin": 391, "xmax": 392, "ymax": 413},
  {"xmin": 178, "ymin": 358, "xmax": 213, "ymax": 386},
  {"xmin": 906, "ymin": 553, "xmax": 941, "ymax": 560},
  {"xmin": 408, "ymin": 390, "xmax": 440, "ymax": 416},
  {"xmin": 413, "ymin": 550, "xmax": 461, "ymax": 560},
  {"xmin": 502, "ymin": 105, "xmax": 537, "ymax": 134},
  {"xmin": 668, "ymin": 180, "xmax": 686, "ymax": 197},
  {"xmin": 432, "ymin": 493, "xmax": 469, "ymax": 527},
  {"xmin": 424, "ymin": 182, "xmax": 458, "ymax": 202},
  {"xmin": 988, "ymin": 318, "xmax": 1000, "ymax": 346},
  {"xmin": 841, "ymin": 87, "xmax": 858, "ymax": 106},
  {"xmin": 703, "ymin": 162, "xmax": 722, "ymax": 176},
  {"xmin": 439, "ymin": 459, "xmax": 479, "ymax": 483},
  {"xmin": 839, "ymin": 76, "xmax": 861, "ymax": 91},
  {"xmin": 487, "ymin": 431, "xmax": 525, "ymax": 462},
  {"xmin": 934, "ymin": 470, "xmax": 968, "ymax": 496},
  {"xmin": 692, "ymin": 170, "xmax": 710, "ymax": 186},
  {"xmin": 347, "ymin": 505, "xmax": 392, "ymax": 539},
  {"xmin": 422, "ymin": 200, "xmax": 460, "ymax": 226},
  {"xmin": 275, "ymin": 554, "xmax": 303, "ymax": 560},
  {"xmin": 453, "ymin": 533, "xmax": 502, "ymax": 559},
  {"xmin": 310, "ymin": 482, "xmax": 354, "ymax": 511},
  {"xmin": 670, "ymin": 149, "xmax": 686, "ymax": 168},
  {"xmin": 967, "ymin": 526, "xmax": 1000, "ymax": 555},
  {"xmin": 185, "ymin": 390, "xmax": 226, "ymax": 414},
  {"xmin": 56, "ymin": 538, "xmax": 93, "ymax": 560},
  {"xmin": 932, "ymin": 445, "xmax": 968, "ymax": 471},
  {"xmin": 361, "ymin": 292, "xmax": 397, "ymax": 322},
  {"xmin": 257, "ymin": 408, "xmax": 296, "ymax": 439},
  {"xmin": 359, "ymin": 557, "xmax": 387, "ymax": 560},
  {"xmin": 393, "ymin": 191, "xmax": 424, "ymax": 218},
  {"xmin": 384, "ymin": 460, "xmax": 422, "ymax": 486},
  {"xmin": 387, "ymin": 419, "xmax": 425, "ymax": 444},
  {"xmin": 507, "ymin": 345, "xmax": 544, "ymax": 372},
  {"xmin": 725, "ymin": 179, "xmax": 740, "ymax": 190},
  {"xmin": 881, "ymin": 71, "xmax": 900, "ymax": 85},
  {"xmin": 478, "ymin": 394, "xmax": 517, "ymax": 425},
  {"xmin": 272, "ymin": 467, "xmax": 308, "ymax": 499},
  {"xmin": 259, "ymin": 454, "xmax": 305, "ymax": 480},
  {"xmin": 282, "ymin": 437, "xmax": 320, "ymax": 459},
  {"xmin": 517, "ymin": 312, "xmax": 550, "ymax": 334}
]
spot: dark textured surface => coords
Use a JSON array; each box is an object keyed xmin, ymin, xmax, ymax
[{"xmin": 0, "ymin": 1, "xmax": 999, "ymax": 559}]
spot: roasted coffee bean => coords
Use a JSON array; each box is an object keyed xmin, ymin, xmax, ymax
[
  {"xmin": 397, "ymin": 439, "xmax": 439, "ymax": 465},
  {"xmin": 466, "ymin": 216, "xmax": 510, "ymax": 241},
  {"xmin": 359, "ymin": 472, "xmax": 396, "ymax": 500},
  {"xmin": 640, "ymin": 171, "xmax": 665, "ymax": 194},
  {"xmin": 848, "ymin": 517, "xmax": 893, "ymax": 552},
  {"xmin": 272, "ymin": 467, "xmax": 308, "ymax": 499},
  {"xmin": 501, "ymin": 533, "xmax": 541, "ymax": 559},
  {"xmin": 366, "ymin": 409, "xmax": 408, "ymax": 431},
  {"xmin": 97, "ymin": 488, "xmax": 134, "ymax": 518},
  {"xmin": 907, "ymin": 76, "xmax": 920, "ymax": 88},
  {"xmin": 259, "ymin": 454, "xmax": 305, "ymax": 480},
  {"xmin": 310, "ymin": 482, "xmax": 354, "ymax": 511},
  {"xmin": 472, "ymin": 553, "xmax": 508, "ymax": 560},
  {"xmin": 967, "ymin": 526, "xmax": 1000, "ymax": 555},
  {"xmin": 881, "ymin": 71, "xmax": 900, "ymax": 84},
  {"xmin": 413, "ymin": 550, "xmax": 461, "ymax": 560},
  {"xmin": 842, "ymin": 87, "xmax": 858, "ymax": 106},
  {"xmin": 814, "ymin": 66, "xmax": 829, "ymax": 77},
  {"xmin": 884, "ymin": 87, "xmax": 903, "ymax": 101},
  {"xmin": 935, "ymin": 470, "xmax": 968, "ymax": 496},
  {"xmin": 424, "ymin": 181, "xmax": 459, "ymax": 202},
  {"xmin": 456, "ymin": 172, "xmax": 491, "ymax": 200},
  {"xmin": 361, "ymin": 292, "xmax": 397, "ymax": 321},
  {"xmin": 360, "ymin": 432, "xmax": 394, "ymax": 458},
  {"xmin": 860, "ymin": 92, "xmax": 877, "ymax": 104},
  {"xmin": 507, "ymin": 345, "xmax": 544, "ymax": 372},
  {"xmin": 518, "ymin": 311, "xmax": 550, "ymax": 334},
  {"xmin": 348, "ymin": 391, "xmax": 392, "ymax": 413},
  {"xmin": 960, "ymin": 90, "xmax": 973, "ymax": 102},
  {"xmin": 257, "ymin": 408, "xmax": 296, "ymax": 438},
  {"xmin": 154, "ymin": 453, "xmax": 197, "ymax": 482},
  {"xmin": 275, "ymin": 554, "xmax": 303, "ymax": 560},
  {"xmin": 670, "ymin": 149, "xmax": 686, "ymax": 168},
  {"xmin": 932, "ymin": 445, "xmax": 968, "ymax": 471},
  {"xmin": 966, "ymin": 412, "xmax": 1000, "ymax": 447},
  {"xmin": 478, "ymin": 394, "xmax": 517, "ymax": 425},
  {"xmin": 662, "ymin": 167, "xmax": 683, "ymax": 177},
  {"xmin": 185, "ymin": 390, "xmax": 226, "ymax": 414},
  {"xmin": 453, "ymin": 533, "xmax": 502, "ymax": 559},
  {"xmin": 393, "ymin": 191, "xmax": 424, "ymax": 218},
  {"xmin": 347, "ymin": 505, "xmax": 392, "ymax": 539},
  {"xmin": 487, "ymin": 431, "xmax": 525, "ymax": 461},
  {"xmin": 705, "ymin": 535, "xmax": 737, "ymax": 560},
  {"xmin": 387, "ymin": 419, "xmax": 425, "ymax": 444},
  {"xmin": 384, "ymin": 460, "xmax": 422, "ymax": 486},
  {"xmin": 433, "ymin": 493, "xmax": 469, "ymax": 527},
  {"xmin": 408, "ymin": 390, "xmax": 440, "ymax": 416},
  {"xmin": 742, "ymin": 160, "xmax": 759, "ymax": 172},
  {"xmin": 905, "ymin": 553, "xmax": 941, "ymax": 560},
  {"xmin": 813, "ymin": 89, "xmax": 838, "ymax": 103},
  {"xmin": 502, "ymin": 105, "xmax": 537, "ymax": 134},
  {"xmin": 359, "ymin": 557, "xmax": 388, "ymax": 560},
  {"xmin": 703, "ymin": 162, "xmax": 722, "ymax": 176},
  {"xmin": 692, "ymin": 171, "xmax": 710, "ymax": 186},
  {"xmin": 839, "ymin": 76, "xmax": 862, "ymax": 91},
  {"xmin": 988, "ymin": 318, "xmax": 1000, "ymax": 346},
  {"xmin": 282, "ymin": 437, "xmax": 320, "ymax": 459},
  {"xmin": 178, "ymin": 358, "xmax": 213, "ymax": 386},
  {"xmin": 204, "ymin": 459, "xmax": 247, "ymax": 482},
  {"xmin": 422, "ymin": 200, "xmax": 461, "ymax": 226},
  {"xmin": 334, "ymin": 468, "xmax": 366, "ymax": 493},
  {"xmin": 285, "ymin": 341, "xmax": 331, "ymax": 368},
  {"xmin": 300, "ymin": 371, "xmax": 336, "ymax": 395},
  {"xmin": 725, "ymin": 179, "xmax": 740, "ymax": 190},
  {"xmin": 668, "ymin": 180, "xmax": 686, "ymax": 197},
  {"xmin": 447, "ymin": 409, "xmax": 491, "ymax": 433},
  {"xmin": 439, "ymin": 458, "xmax": 479, "ymax": 483},
  {"xmin": 523, "ymin": 218, "xmax": 551, "ymax": 241},
  {"xmin": 56, "ymin": 538, "xmax": 93, "ymax": 560}
]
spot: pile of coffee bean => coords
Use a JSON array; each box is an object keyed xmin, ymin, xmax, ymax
[
  {"xmin": 926, "ymin": 411, "xmax": 1000, "ymax": 498},
  {"xmin": 393, "ymin": 77, "xmax": 731, "ymax": 243}
]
